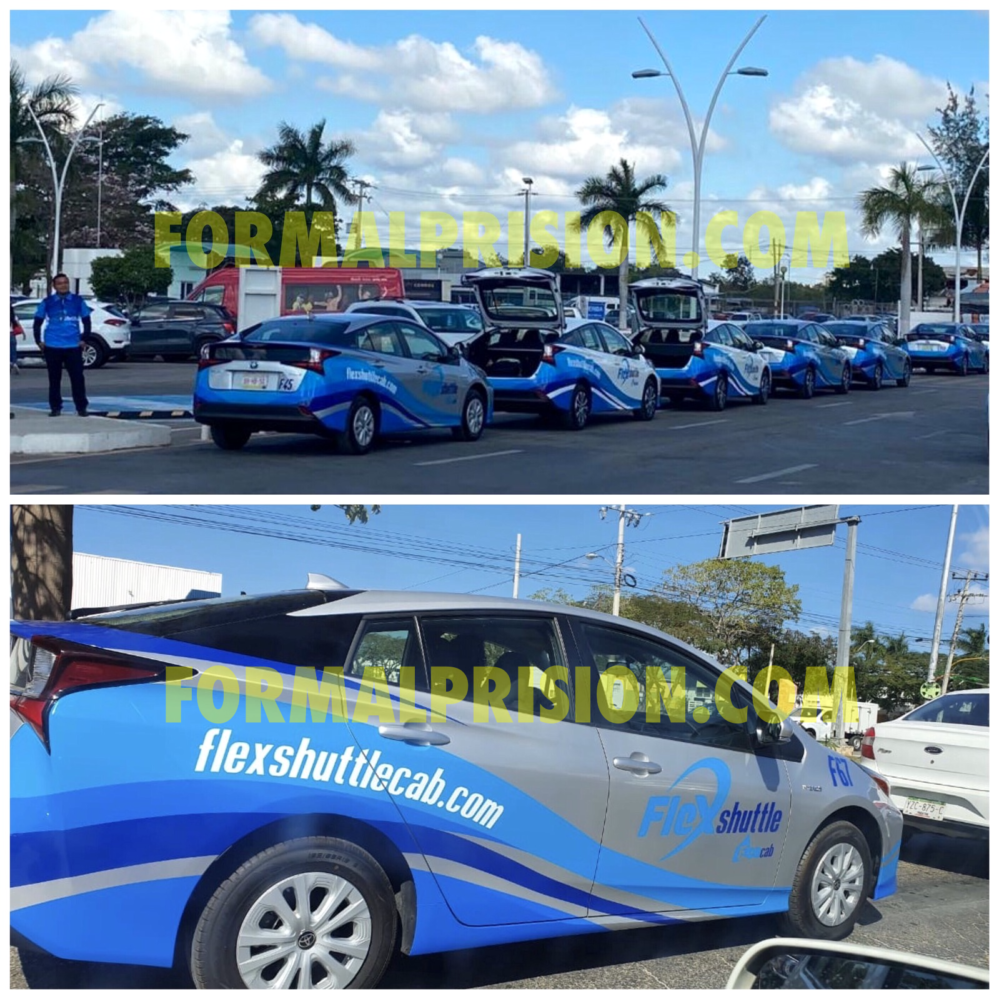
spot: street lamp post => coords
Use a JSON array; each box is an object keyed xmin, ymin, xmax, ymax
[
  {"xmin": 26, "ymin": 101, "xmax": 104, "ymax": 276},
  {"xmin": 915, "ymin": 136, "xmax": 990, "ymax": 322},
  {"xmin": 633, "ymin": 16, "xmax": 768, "ymax": 280},
  {"xmin": 521, "ymin": 177, "xmax": 534, "ymax": 266}
]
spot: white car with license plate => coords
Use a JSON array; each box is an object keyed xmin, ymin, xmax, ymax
[{"xmin": 858, "ymin": 689, "xmax": 988, "ymax": 840}]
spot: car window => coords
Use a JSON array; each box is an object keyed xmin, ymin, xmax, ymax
[
  {"xmin": 731, "ymin": 327, "xmax": 756, "ymax": 350},
  {"xmin": 241, "ymin": 318, "xmax": 356, "ymax": 346},
  {"xmin": 577, "ymin": 622, "xmax": 754, "ymax": 752},
  {"xmin": 169, "ymin": 304, "xmax": 207, "ymax": 321},
  {"xmin": 346, "ymin": 617, "xmax": 428, "ymax": 691},
  {"xmin": 397, "ymin": 322, "xmax": 445, "ymax": 361},
  {"xmin": 904, "ymin": 693, "xmax": 989, "ymax": 727},
  {"xmin": 199, "ymin": 285, "xmax": 225, "ymax": 307},
  {"xmin": 135, "ymin": 303, "xmax": 170, "ymax": 321},
  {"xmin": 419, "ymin": 615, "xmax": 569, "ymax": 720},
  {"xmin": 573, "ymin": 324, "xmax": 605, "ymax": 352},
  {"xmin": 597, "ymin": 326, "xmax": 632, "ymax": 355},
  {"xmin": 14, "ymin": 303, "xmax": 35, "ymax": 323},
  {"xmin": 711, "ymin": 325, "xmax": 733, "ymax": 346},
  {"xmin": 417, "ymin": 308, "xmax": 483, "ymax": 334},
  {"xmin": 358, "ymin": 322, "xmax": 405, "ymax": 356}
]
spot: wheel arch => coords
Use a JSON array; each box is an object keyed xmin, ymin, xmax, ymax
[
  {"xmin": 173, "ymin": 812, "xmax": 418, "ymax": 970},
  {"xmin": 813, "ymin": 804, "xmax": 884, "ymax": 891}
]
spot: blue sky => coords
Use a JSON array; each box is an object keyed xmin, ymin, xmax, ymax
[
  {"xmin": 11, "ymin": 10, "xmax": 990, "ymax": 280},
  {"xmin": 72, "ymin": 504, "xmax": 989, "ymax": 645}
]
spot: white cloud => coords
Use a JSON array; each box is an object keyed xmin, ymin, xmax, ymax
[
  {"xmin": 174, "ymin": 112, "xmax": 231, "ymax": 160},
  {"xmin": 178, "ymin": 141, "xmax": 266, "ymax": 211},
  {"xmin": 957, "ymin": 525, "xmax": 989, "ymax": 571},
  {"xmin": 360, "ymin": 110, "xmax": 457, "ymax": 170},
  {"xmin": 910, "ymin": 593, "xmax": 940, "ymax": 613},
  {"xmin": 769, "ymin": 55, "xmax": 951, "ymax": 163},
  {"xmin": 14, "ymin": 11, "xmax": 270, "ymax": 103},
  {"xmin": 250, "ymin": 14, "xmax": 556, "ymax": 113}
]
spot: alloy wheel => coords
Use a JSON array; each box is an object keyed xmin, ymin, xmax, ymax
[{"xmin": 810, "ymin": 843, "xmax": 865, "ymax": 927}]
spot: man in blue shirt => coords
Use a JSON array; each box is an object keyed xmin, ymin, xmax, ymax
[{"xmin": 33, "ymin": 273, "xmax": 92, "ymax": 417}]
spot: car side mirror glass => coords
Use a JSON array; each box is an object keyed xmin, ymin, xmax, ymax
[{"xmin": 632, "ymin": 342, "xmax": 645, "ymax": 355}]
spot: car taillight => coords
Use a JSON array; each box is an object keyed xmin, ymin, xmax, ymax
[
  {"xmin": 860, "ymin": 726, "xmax": 876, "ymax": 760},
  {"xmin": 12, "ymin": 321, "xmax": 24, "ymax": 337},
  {"xmin": 104, "ymin": 318, "xmax": 127, "ymax": 327},
  {"xmin": 693, "ymin": 341, "xmax": 704, "ymax": 356},
  {"xmin": 223, "ymin": 322, "xmax": 234, "ymax": 334},
  {"xmin": 198, "ymin": 342, "xmax": 228, "ymax": 368},
  {"xmin": 290, "ymin": 347, "xmax": 339, "ymax": 374},
  {"xmin": 10, "ymin": 637, "xmax": 173, "ymax": 750},
  {"xmin": 785, "ymin": 339, "xmax": 796, "ymax": 352},
  {"xmin": 856, "ymin": 338, "xmax": 866, "ymax": 348},
  {"xmin": 542, "ymin": 343, "xmax": 564, "ymax": 365},
  {"xmin": 870, "ymin": 773, "xmax": 891, "ymax": 798}
]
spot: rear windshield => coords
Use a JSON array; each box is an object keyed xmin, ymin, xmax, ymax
[
  {"xmin": 912, "ymin": 324, "xmax": 959, "ymax": 336},
  {"xmin": 635, "ymin": 293, "xmax": 701, "ymax": 323},
  {"xmin": 417, "ymin": 308, "xmax": 483, "ymax": 334},
  {"xmin": 242, "ymin": 318, "xmax": 360, "ymax": 346},
  {"xmin": 904, "ymin": 693, "xmax": 988, "ymax": 727},
  {"xmin": 823, "ymin": 323, "xmax": 868, "ymax": 336},
  {"xmin": 745, "ymin": 322, "xmax": 802, "ymax": 337},
  {"xmin": 480, "ymin": 285, "xmax": 559, "ymax": 322}
]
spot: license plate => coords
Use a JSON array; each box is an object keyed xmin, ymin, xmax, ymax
[
  {"xmin": 914, "ymin": 342, "xmax": 944, "ymax": 351},
  {"xmin": 237, "ymin": 373, "xmax": 269, "ymax": 390},
  {"xmin": 903, "ymin": 796, "xmax": 946, "ymax": 821}
]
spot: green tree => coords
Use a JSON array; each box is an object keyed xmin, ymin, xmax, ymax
[
  {"xmin": 575, "ymin": 159, "xmax": 674, "ymax": 332},
  {"xmin": 659, "ymin": 559, "xmax": 802, "ymax": 664},
  {"xmin": 857, "ymin": 163, "xmax": 937, "ymax": 334},
  {"xmin": 256, "ymin": 120, "xmax": 355, "ymax": 213},
  {"xmin": 724, "ymin": 253, "xmax": 756, "ymax": 291},
  {"xmin": 949, "ymin": 623, "xmax": 989, "ymax": 690},
  {"xmin": 927, "ymin": 84, "xmax": 989, "ymax": 279},
  {"xmin": 826, "ymin": 255, "xmax": 878, "ymax": 302},
  {"xmin": 746, "ymin": 628, "xmax": 836, "ymax": 691},
  {"xmin": 89, "ymin": 247, "xmax": 173, "ymax": 310},
  {"xmin": 870, "ymin": 248, "xmax": 947, "ymax": 300},
  {"xmin": 10, "ymin": 61, "xmax": 77, "ymax": 272}
]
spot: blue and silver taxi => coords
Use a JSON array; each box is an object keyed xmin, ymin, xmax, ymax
[
  {"xmin": 10, "ymin": 583, "xmax": 902, "ymax": 989},
  {"xmin": 631, "ymin": 278, "xmax": 772, "ymax": 410},
  {"xmin": 821, "ymin": 320, "xmax": 911, "ymax": 390},
  {"xmin": 462, "ymin": 268, "xmax": 659, "ymax": 429},
  {"xmin": 193, "ymin": 313, "xmax": 493, "ymax": 454},
  {"xmin": 903, "ymin": 323, "xmax": 989, "ymax": 375},
  {"xmin": 745, "ymin": 320, "xmax": 852, "ymax": 398}
]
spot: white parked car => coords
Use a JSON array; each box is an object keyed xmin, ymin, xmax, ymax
[
  {"xmin": 12, "ymin": 298, "xmax": 131, "ymax": 368},
  {"xmin": 858, "ymin": 689, "xmax": 988, "ymax": 841}
]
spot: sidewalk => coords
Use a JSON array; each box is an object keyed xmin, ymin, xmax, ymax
[{"xmin": 10, "ymin": 406, "xmax": 172, "ymax": 455}]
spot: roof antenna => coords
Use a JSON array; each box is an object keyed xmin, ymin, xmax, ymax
[{"xmin": 307, "ymin": 572, "xmax": 348, "ymax": 590}]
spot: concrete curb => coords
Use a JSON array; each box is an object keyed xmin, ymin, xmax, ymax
[{"xmin": 10, "ymin": 408, "xmax": 172, "ymax": 454}]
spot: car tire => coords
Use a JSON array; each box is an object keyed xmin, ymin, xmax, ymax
[
  {"xmin": 981, "ymin": 353, "xmax": 989, "ymax": 374},
  {"xmin": 561, "ymin": 382, "xmax": 591, "ymax": 430},
  {"xmin": 798, "ymin": 366, "xmax": 816, "ymax": 400},
  {"xmin": 452, "ymin": 388, "xmax": 486, "ymax": 441},
  {"xmin": 210, "ymin": 424, "xmax": 251, "ymax": 451},
  {"xmin": 849, "ymin": 734, "xmax": 863, "ymax": 752},
  {"xmin": 191, "ymin": 836, "xmax": 397, "ymax": 990},
  {"xmin": 752, "ymin": 369, "xmax": 771, "ymax": 405},
  {"xmin": 835, "ymin": 363, "xmax": 852, "ymax": 394},
  {"xmin": 81, "ymin": 335, "xmax": 108, "ymax": 370},
  {"xmin": 338, "ymin": 396, "xmax": 378, "ymax": 455},
  {"xmin": 869, "ymin": 362, "xmax": 883, "ymax": 391},
  {"xmin": 707, "ymin": 372, "xmax": 728, "ymax": 411},
  {"xmin": 633, "ymin": 377, "xmax": 658, "ymax": 421},
  {"xmin": 896, "ymin": 359, "xmax": 911, "ymax": 388},
  {"xmin": 957, "ymin": 353, "xmax": 969, "ymax": 376},
  {"xmin": 779, "ymin": 820, "xmax": 872, "ymax": 941},
  {"xmin": 804, "ymin": 727, "xmax": 817, "ymax": 738}
]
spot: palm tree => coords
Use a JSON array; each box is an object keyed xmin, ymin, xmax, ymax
[
  {"xmin": 857, "ymin": 163, "xmax": 937, "ymax": 335},
  {"xmin": 255, "ymin": 120, "xmax": 356, "ymax": 211},
  {"xmin": 576, "ymin": 159, "xmax": 673, "ymax": 331},
  {"xmin": 10, "ymin": 61, "xmax": 77, "ymax": 251}
]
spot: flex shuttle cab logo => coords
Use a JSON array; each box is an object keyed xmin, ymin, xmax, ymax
[
  {"xmin": 638, "ymin": 758, "xmax": 784, "ymax": 862},
  {"xmin": 193, "ymin": 728, "xmax": 505, "ymax": 830}
]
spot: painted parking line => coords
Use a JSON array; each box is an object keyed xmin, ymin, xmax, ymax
[
  {"xmin": 414, "ymin": 449, "xmax": 525, "ymax": 467},
  {"xmin": 817, "ymin": 401, "xmax": 852, "ymax": 409},
  {"xmin": 669, "ymin": 419, "xmax": 729, "ymax": 430},
  {"xmin": 914, "ymin": 430, "xmax": 949, "ymax": 441},
  {"xmin": 735, "ymin": 463, "xmax": 818, "ymax": 484},
  {"xmin": 843, "ymin": 411, "xmax": 915, "ymax": 426}
]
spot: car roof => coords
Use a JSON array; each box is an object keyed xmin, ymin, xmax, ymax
[
  {"xmin": 252, "ymin": 312, "xmax": 383, "ymax": 332},
  {"xmin": 746, "ymin": 317, "xmax": 806, "ymax": 326}
]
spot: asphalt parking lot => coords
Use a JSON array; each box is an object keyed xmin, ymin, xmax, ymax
[
  {"xmin": 9, "ymin": 360, "xmax": 989, "ymax": 495},
  {"xmin": 10, "ymin": 830, "xmax": 987, "ymax": 988}
]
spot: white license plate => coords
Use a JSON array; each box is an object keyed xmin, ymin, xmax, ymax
[
  {"xmin": 913, "ymin": 342, "xmax": 944, "ymax": 351},
  {"xmin": 903, "ymin": 796, "xmax": 946, "ymax": 821},
  {"xmin": 237, "ymin": 373, "xmax": 270, "ymax": 390}
]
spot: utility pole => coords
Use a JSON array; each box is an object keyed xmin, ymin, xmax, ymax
[
  {"xmin": 350, "ymin": 178, "xmax": 373, "ymax": 252},
  {"xmin": 599, "ymin": 505, "xmax": 649, "ymax": 616},
  {"xmin": 942, "ymin": 570, "xmax": 988, "ymax": 694},
  {"xmin": 520, "ymin": 177, "xmax": 534, "ymax": 266},
  {"xmin": 916, "ymin": 227, "xmax": 924, "ymax": 312},
  {"xmin": 927, "ymin": 505, "xmax": 959, "ymax": 683},
  {"xmin": 833, "ymin": 516, "xmax": 861, "ymax": 741},
  {"xmin": 513, "ymin": 533, "xmax": 522, "ymax": 599}
]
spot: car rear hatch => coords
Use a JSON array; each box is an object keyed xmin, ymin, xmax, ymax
[
  {"xmin": 630, "ymin": 279, "xmax": 706, "ymax": 370},
  {"xmin": 870, "ymin": 720, "xmax": 988, "ymax": 793},
  {"xmin": 198, "ymin": 340, "xmax": 338, "ymax": 392},
  {"xmin": 906, "ymin": 330, "xmax": 956, "ymax": 352},
  {"xmin": 461, "ymin": 268, "xmax": 563, "ymax": 331}
]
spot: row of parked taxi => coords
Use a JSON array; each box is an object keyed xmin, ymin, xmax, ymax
[{"xmin": 192, "ymin": 269, "xmax": 988, "ymax": 455}]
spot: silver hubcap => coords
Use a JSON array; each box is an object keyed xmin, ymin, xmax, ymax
[
  {"xmin": 874, "ymin": 365, "xmax": 881, "ymax": 386},
  {"xmin": 353, "ymin": 406, "xmax": 375, "ymax": 447},
  {"xmin": 466, "ymin": 396, "xmax": 484, "ymax": 435},
  {"xmin": 811, "ymin": 843, "xmax": 864, "ymax": 927},
  {"xmin": 81, "ymin": 344, "xmax": 97, "ymax": 367},
  {"xmin": 574, "ymin": 389, "xmax": 588, "ymax": 423},
  {"xmin": 761, "ymin": 373, "xmax": 770, "ymax": 399},
  {"xmin": 644, "ymin": 382, "xmax": 656, "ymax": 412},
  {"xmin": 236, "ymin": 872, "xmax": 372, "ymax": 989}
]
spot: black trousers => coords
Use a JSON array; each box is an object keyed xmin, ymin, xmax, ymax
[{"xmin": 44, "ymin": 346, "xmax": 89, "ymax": 414}]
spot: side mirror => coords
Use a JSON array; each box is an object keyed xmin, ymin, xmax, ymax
[
  {"xmin": 726, "ymin": 938, "xmax": 989, "ymax": 990},
  {"xmin": 754, "ymin": 712, "xmax": 793, "ymax": 746},
  {"xmin": 632, "ymin": 342, "xmax": 645, "ymax": 356}
]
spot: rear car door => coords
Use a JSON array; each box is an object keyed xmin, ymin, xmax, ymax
[
  {"xmin": 807, "ymin": 325, "xmax": 845, "ymax": 385},
  {"xmin": 570, "ymin": 619, "xmax": 791, "ymax": 917},
  {"xmin": 129, "ymin": 302, "xmax": 172, "ymax": 354},
  {"xmin": 341, "ymin": 611, "xmax": 609, "ymax": 926},
  {"xmin": 165, "ymin": 303, "xmax": 211, "ymax": 355}
]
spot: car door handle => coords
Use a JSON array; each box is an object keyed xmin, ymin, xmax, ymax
[
  {"xmin": 378, "ymin": 722, "xmax": 450, "ymax": 747},
  {"xmin": 372, "ymin": 360, "xmax": 386, "ymax": 368},
  {"xmin": 613, "ymin": 752, "xmax": 662, "ymax": 776},
  {"xmin": 416, "ymin": 366, "xmax": 428, "ymax": 374}
]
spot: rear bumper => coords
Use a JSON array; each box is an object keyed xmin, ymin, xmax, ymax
[{"xmin": 194, "ymin": 400, "xmax": 331, "ymax": 435}]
